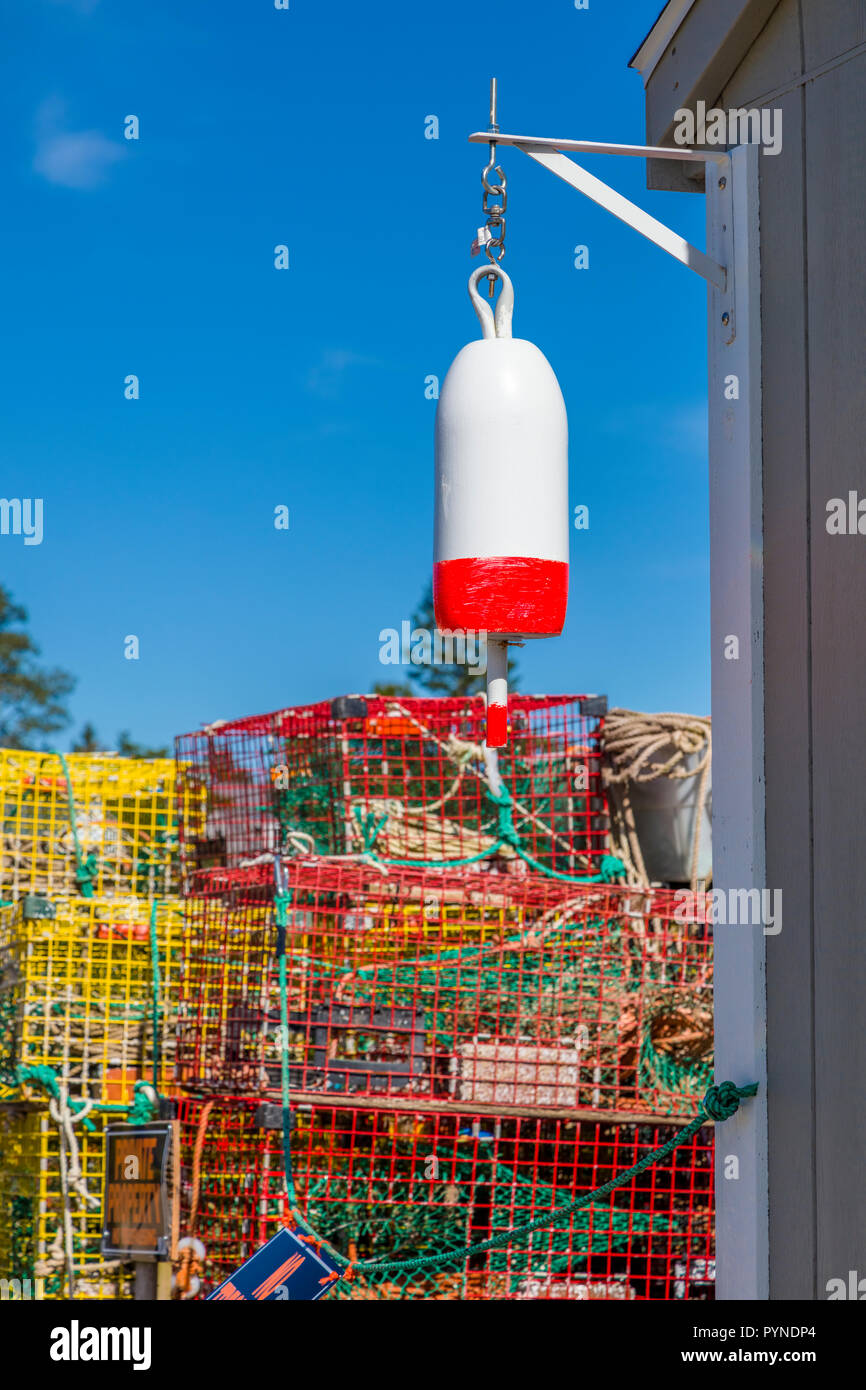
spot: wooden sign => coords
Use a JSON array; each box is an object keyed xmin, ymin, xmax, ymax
[{"xmin": 101, "ymin": 1122, "xmax": 178, "ymax": 1260}]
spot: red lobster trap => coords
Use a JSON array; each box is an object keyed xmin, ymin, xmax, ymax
[
  {"xmin": 174, "ymin": 694, "xmax": 609, "ymax": 877},
  {"xmin": 176, "ymin": 863, "xmax": 713, "ymax": 1121},
  {"xmin": 174, "ymin": 1096, "xmax": 714, "ymax": 1301}
]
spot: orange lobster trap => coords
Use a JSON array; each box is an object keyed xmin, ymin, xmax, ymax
[
  {"xmin": 175, "ymin": 694, "xmax": 609, "ymax": 876},
  {"xmin": 174, "ymin": 1095, "xmax": 714, "ymax": 1301},
  {"xmin": 177, "ymin": 864, "xmax": 713, "ymax": 1121}
]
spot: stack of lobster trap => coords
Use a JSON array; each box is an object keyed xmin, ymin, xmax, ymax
[
  {"xmin": 0, "ymin": 749, "xmax": 192, "ymax": 1300},
  {"xmin": 174, "ymin": 694, "xmax": 716, "ymax": 1301}
]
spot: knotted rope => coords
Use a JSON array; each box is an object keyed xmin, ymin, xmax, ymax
[
  {"xmin": 126, "ymin": 1080, "xmax": 159, "ymax": 1124},
  {"xmin": 703, "ymin": 1079, "xmax": 757, "ymax": 1122},
  {"xmin": 47, "ymin": 1082, "xmax": 101, "ymax": 1297}
]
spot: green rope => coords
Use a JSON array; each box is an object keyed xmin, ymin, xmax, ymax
[
  {"xmin": 516, "ymin": 846, "xmax": 624, "ymax": 883},
  {"xmin": 126, "ymin": 1080, "xmax": 159, "ymax": 1125},
  {"xmin": 15, "ymin": 1063, "xmax": 61, "ymax": 1102},
  {"xmin": 52, "ymin": 751, "xmax": 97, "ymax": 898},
  {"xmin": 149, "ymin": 900, "xmax": 161, "ymax": 1091},
  {"xmin": 305, "ymin": 1136, "xmax": 680, "ymax": 1283},
  {"xmin": 352, "ymin": 787, "xmax": 624, "ymax": 885},
  {"xmin": 702, "ymin": 1080, "xmax": 759, "ymax": 1122},
  {"xmin": 303, "ymin": 1076, "xmax": 754, "ymax": 1279},
  {"xmin": 13, "ymin": 1063, "xmax": 132, "ymax": 1129}
]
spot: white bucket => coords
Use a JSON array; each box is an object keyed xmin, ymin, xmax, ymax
[{"xmin": 608, "ymin": 744, "xmax": 712, "ymax": 885}]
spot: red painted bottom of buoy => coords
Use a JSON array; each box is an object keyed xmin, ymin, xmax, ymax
[
  {"xmin": 486, "ymin": 702, "xmax": 508, "ymax": 748},
  {"xmin": 433, "ymin": 556, "xmax": 568, "ymax": 635}
]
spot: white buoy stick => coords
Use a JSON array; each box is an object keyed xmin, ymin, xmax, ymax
[{"xmin": 486, "ymin": 638, "xmax": 508, "ymax": 747}]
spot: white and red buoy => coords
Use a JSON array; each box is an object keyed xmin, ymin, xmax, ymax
[{"xmin": 434, "ymin": 265, "xmax": 569, "ymax": 747}]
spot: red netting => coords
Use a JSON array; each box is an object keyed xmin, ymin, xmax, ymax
[
  {"xmin": 176, "ymin": 1095, "xmax": 714, "ymax": 1300},
  {"xmin": 176, "ymin": 864, "xmax": 713, "ymax": 1120},
  {"xmin": 174, "ymin": 694, "xmax": 608, "ymax": 875}
]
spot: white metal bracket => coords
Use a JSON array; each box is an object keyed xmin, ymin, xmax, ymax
[{"xmin": 468, "ymin": 131, "xmax": 735, "ymax": 336}]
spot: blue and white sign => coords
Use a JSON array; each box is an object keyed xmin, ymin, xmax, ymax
[{"xmin": 207, "ymin": 1226, "xmax": 343, "ymax": 1301}]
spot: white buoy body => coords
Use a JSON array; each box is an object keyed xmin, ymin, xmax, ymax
[{"xmin": 433, "ymin": 267, "xmax": 569, "ymax": 746}]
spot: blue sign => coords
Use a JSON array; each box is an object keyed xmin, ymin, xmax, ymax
[{"xmin": 207, "ymin": 1226, "xmax": 343, "ymax": 1301}]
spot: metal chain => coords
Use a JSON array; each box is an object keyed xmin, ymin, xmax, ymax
[{"xmin": 472, "ymin": 79, "xmax": 507, "ymax": 297}]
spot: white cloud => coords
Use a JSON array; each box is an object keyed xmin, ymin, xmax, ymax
[{"xmin": 33, "ymin": 97, "xmax": 124, "ymax": 190}]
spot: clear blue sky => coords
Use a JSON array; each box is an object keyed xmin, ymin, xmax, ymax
[{"xmin": 1, "ymin": 0, "xmax": 710, "ymax": 752}]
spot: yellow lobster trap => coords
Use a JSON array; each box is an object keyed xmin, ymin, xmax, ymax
[
  {"xmin": 0, "ymin": 895, "xmax": 183, "ymax": 1105},
  {"xmin": 0, "ymin": 749, "xmax": 195, "ymax": 901},
  {"xmin": 0, "ymin": 1102, "xmax": 133, "ymax": 1300}
]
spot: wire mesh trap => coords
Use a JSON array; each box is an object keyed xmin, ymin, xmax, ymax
[
  {"xmin": 0, "ymin": 750, "xmax": 189, "ymax": 901},
  {"xmin": 177, "ymin": 864, "xmax": 713, "ymax": 1121},
  {"xmin": 175, "ymin": 694, "xmax": 609, "ymax": 875},
  {"xmin": 0, "ymin": 1103, "xmax": 134, "ymax": 1301},
  {"xmin": 0, "ymin": 895, "xmax": 183, "ymax": 1104},
  {"xmin": 176, "ymin": 1095, "xmax": 714, "ymax": 1301}
]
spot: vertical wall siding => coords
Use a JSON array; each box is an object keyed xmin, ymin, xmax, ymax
[
  {"xmin": 722, "ymin": 0, "xmax": 866, "ymax": 1297},
  {"xmin": 644, "ymin": 0, "xmax": 866, "ymax": 1296}
]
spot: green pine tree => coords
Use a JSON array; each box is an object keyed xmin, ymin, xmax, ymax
[
  {"xmin": 116, "ymin": 730, "xmax": 170, "ymax": 759},
  {"xmin": 71, "ymin": 722, "xmax": 101, "ymax": 752},
  {"xmin": 0, "ymin": 587, "xmax": 75, "ymax": 747},
  {"xmin": 372, "ymin": 583, "xmax": 519, "ymax": 697}
]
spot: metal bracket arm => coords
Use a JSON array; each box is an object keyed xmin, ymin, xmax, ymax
[{"xmin": 468, "ymin": 131, "xmax": 728, "ymax": 293}]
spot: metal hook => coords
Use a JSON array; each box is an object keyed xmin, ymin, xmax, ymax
[{"xmin": 468, "ymin": 264, "xmax": 514, "ymax": 340}]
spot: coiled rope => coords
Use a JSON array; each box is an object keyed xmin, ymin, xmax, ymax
[{"xmin": 602, "ymin": 710, "xmax": 711, "ymax": 891}]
